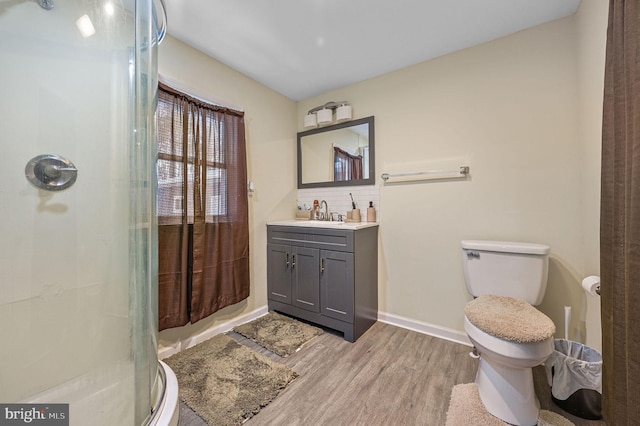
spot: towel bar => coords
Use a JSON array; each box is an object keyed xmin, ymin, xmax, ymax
[{"xmin": 381, "ymin": 166, "xmax": 469, "ymax": 183}]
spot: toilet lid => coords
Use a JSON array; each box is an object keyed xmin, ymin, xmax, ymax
[{"xmin": 464, "ymin": 295, "xmax": 556, "ymax": 343}]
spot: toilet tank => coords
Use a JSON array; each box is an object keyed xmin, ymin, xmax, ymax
[{"xmin": 461, "ymin": 240, "xmax": 550, "ymax": 305}]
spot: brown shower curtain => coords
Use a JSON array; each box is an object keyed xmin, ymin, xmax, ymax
[
  {"xmin": 334, "ymin": 146, "xmax": 363, "ymax": 181},
  {"xmin": 600, "ymin": 0, "xmax": 640, "ymax": 422},
  {"xmin": 157, "ymin": 83, "xmax": 249, "ymax": 330}
]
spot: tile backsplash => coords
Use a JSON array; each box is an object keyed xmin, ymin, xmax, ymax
[{"xmin": 297, "ymin": 185, "xmax": 380, "ymax": 222}]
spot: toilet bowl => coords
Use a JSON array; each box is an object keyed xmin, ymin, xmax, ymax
[
  {"xmin": 461, "ymin": 241, "xmax": 555, "ymax": 426},
  {"xmin": 464, "ymin": 302, "xmax": 554, "ymax": 425}
]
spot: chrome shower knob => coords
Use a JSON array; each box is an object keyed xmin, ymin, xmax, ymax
[{"xmin": 25, "ymin": 154, "xmax": 78, "ymax": 191}]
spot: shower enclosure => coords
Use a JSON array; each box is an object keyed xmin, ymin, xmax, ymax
[{"xmin": 0, "ymin": 0, "xmax": 176, "ymax": 424}]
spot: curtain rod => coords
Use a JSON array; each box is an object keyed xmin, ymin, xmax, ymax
[{"xmin": 158, "ymin": 74, "xmax": 244, "ymax": 112}]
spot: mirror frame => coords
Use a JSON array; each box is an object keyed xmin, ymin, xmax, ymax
[{"xmin": 297, "ymin": 116, "xmax": 375, "ymax": 189}]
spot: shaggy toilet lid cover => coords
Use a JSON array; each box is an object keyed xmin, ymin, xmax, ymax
[{"xmin": 464, "ymin": 295, "xmax": 556, "ymax": 343}]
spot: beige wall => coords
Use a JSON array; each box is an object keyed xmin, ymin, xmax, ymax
[
  {"xmin": 158, "ymin": 36, "xmax": 297, "ymax": 349},
  {"xmin": 299, "ymin": 10, "xmax": 607, "ymax": 347},
  {"xmin": 576, "ymin": 0, "xmax": 608, "ymax": 351}
]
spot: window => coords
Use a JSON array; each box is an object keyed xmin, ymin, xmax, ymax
[{"xmin": 156, "ymin": 100, "xmax": 233, "ymax": 222}]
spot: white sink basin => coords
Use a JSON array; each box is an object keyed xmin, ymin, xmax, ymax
[
  {"xmin": 295, "ymin": 220, "xmax": 345, "ymax": 226},
  {"xmin": 267, "ymin": 220, "xmax": 378, "ymax": 230}
]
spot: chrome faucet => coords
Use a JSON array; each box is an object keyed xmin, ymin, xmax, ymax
[{"xmin": 319, "ymin": 200, "xmax": 329, "ymax": 221}]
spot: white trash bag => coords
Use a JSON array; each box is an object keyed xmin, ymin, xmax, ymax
[{"xmin": 545, "ymin": 339, "xmax": 602, "ymax": 400}]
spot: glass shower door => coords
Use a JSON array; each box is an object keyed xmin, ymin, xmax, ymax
[{"xmin": 0, "ymin": 0, "xmax": 161, "ymax": 424}]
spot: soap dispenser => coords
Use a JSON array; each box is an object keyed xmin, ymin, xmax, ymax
[{"xmin": 367, "ymin": 201, "xmax": 376, "ymax": 222}]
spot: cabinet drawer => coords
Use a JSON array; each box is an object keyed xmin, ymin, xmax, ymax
[
  {"xmin": 268, "ymin": 226, "xmax": 354, "ymax": 252},
  {"xmin": 269, "ymin": 229, "xmax": 309, "ymax": 245}
]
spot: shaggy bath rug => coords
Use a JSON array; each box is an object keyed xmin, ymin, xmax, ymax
[
  {"xmin": 164, "ymin": 333, "xmax": 298, "ymax": 425},
  {"xmin": 233, "ymin": 311, "xmax": 324, "ymax": 357},
  {"xmin": 445, "ymin": 383, "xmax": 575, "ymax": 426}
]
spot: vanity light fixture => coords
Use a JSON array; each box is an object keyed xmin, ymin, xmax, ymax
[
  {"xmin": 303, "ymin": 101, "xmax": 352, "ymax": 128},
  {"xmin": 316, "ymin": 108, "xmax": 333, "ymax": 125},
  {"xmin": 335, "ymin": 103, "xmax": 352, "ymax": 122},
  {"xmin": 303, "ymin": 112, "xmax": 317, "ymax": 128}
]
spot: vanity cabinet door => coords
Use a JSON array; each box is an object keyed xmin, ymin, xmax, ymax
[
  {"xmin": 320, "ymin": 250, "xmax": 354, "ymax": 323},
  {"xmin": 291, "ymin": 247, "xmax": 320, "ymax": 313},
  {"xmin": 267, "ymin": 243, "xmax": 292, "ymax": 304}
]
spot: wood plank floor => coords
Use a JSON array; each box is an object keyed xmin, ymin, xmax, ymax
[{"xmin": 176, "ymin": 321, "xmax": 606, "ymax": 425}]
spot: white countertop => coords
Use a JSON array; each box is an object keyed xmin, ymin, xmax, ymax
[{"xmin": 267, "ymin": 220, "xmax": 379, "ymax": 230}]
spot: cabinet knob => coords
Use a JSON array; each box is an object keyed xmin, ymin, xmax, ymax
[
  {"xmin": 320, "ymin": 258, "xmax": 325, "ymax": 273},
  {"xmin": 291, "ymin": 254, "xmax": 296, "ymax": 269},
  {"xmin": 286, "ymin": 252, "xmax": 290, "ymax": 268}
]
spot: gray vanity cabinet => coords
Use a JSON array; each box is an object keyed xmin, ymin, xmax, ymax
[{"xmin": 267, "ymin": 224, "xmax": 378, "ymax": 342}]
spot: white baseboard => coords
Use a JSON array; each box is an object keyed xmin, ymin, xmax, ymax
[
  {"xmin": 159, "ymin": 306, "xmax": 471, "ymax": 359},
  {"xmin": 158, "ymin": 305, "xmax": 269, "ymax": 359},
  {"xmin": 377, "ymin": 311, "xmax": 472, "ymax": 347}
]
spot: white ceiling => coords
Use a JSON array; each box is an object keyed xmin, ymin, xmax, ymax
[{"xmin": 163, "ymin": 0, "xmax": 581, "ymax": 102}]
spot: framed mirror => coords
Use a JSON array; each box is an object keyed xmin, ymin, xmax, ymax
[{"xmin": 297, "ymin": 116, "xmax": 375, "ymax": 188}]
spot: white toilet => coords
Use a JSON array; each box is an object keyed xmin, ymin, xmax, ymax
[{"xmin": 461, "ymin": 240, "xmax": 556, "ymax": 426}]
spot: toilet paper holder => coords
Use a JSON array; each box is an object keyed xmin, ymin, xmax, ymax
[{"xmin": 582, "ymin": 275, "xmax": 601, "ymax": 297}]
